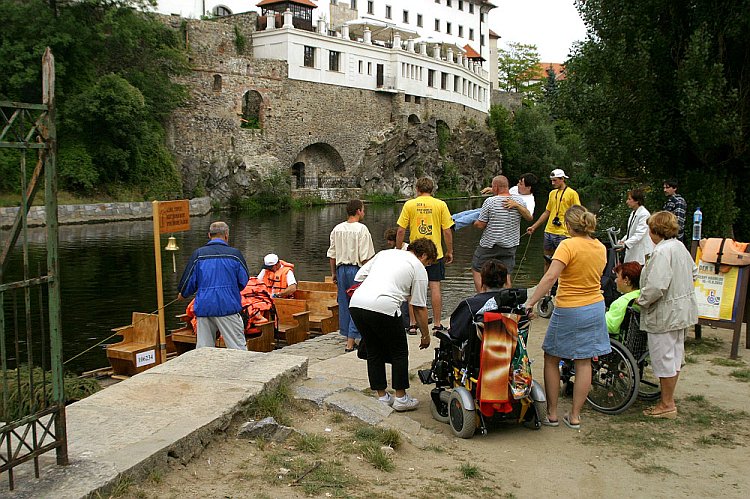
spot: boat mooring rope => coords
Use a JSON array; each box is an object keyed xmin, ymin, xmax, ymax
[{"xmin": 64, "ymin": 297, "xmax": 181, "ymax": 365}]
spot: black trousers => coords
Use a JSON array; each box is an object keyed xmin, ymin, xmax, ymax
[{"xmin": 349, "ymin": 307, "xmax": 409, "ymax": 391}]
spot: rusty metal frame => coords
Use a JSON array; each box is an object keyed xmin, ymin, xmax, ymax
[{"xmin": 0, "ymin": 48, "xmax": 67, "ymax": 491}]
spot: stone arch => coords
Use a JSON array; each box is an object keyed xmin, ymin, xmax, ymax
[
  {"xmin": 241, "ymin": 90, "xmax": 262, "ymax": 129},
  {"xmin": 291, "ymin": 143, "xmax": 346, "ymax": 189},
  {"xmin": 212, "ymin": 5, "xmax": 232, "ymax": 16},
  {"xmin": 408, "ymin": 114, "xmax": 421, "ymax": 125},
  {"xmin": 212, "ymin": 74, "xmax": 222, "ymax": 92}
]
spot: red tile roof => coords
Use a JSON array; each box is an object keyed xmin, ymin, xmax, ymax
[
  {"xmin": 488, "ymin": 29, "xmax": 500, "ymax": 39},
  {"xmin": 533, "ymin": 62, "xmax": 565, "ymax": 81},
  {"xmin": 257, "ymin": 0, "xmax": 317, "ymax": 7},
  {"xmin": 463, "ymin": 44, "xmax": 485, "ymax": 60}
]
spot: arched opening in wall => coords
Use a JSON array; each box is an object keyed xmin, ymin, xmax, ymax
[
  {"xmin": 291, "ymin": 143, "xmax": 347, "ymax": 189},
  {"xmin": 212, "ymin": 5, "xmax": 232, "ymax": 17},
  {"xmin": 436, "ymin": 120, "xmax": 451, "ymax": 156},
  {"xmin": 241, "ymin": 90, "xmax": 262, "ymax": 129},
  {"xmin": 292, "ymin": 162, "xmax": 305, "ymax": 189},
  {"xmin": 213, "ymin": 74, "xmax": 222, "ymax": 92},
  {"xmin": 408, "ymin": 114, "xmax": 421, "ymax": 125}
]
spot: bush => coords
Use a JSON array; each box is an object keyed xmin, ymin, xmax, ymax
[{"xmin": 58, "ymin": 143, "xmax": 98, "ymax": 193}]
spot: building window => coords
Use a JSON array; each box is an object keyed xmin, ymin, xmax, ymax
[
  {"xmin": 212, "ymin": 5, "xmax": 232, "ymax": 16},
  {"xmin": 329, "ymin": 50, "xmax": 340, "ymax": 71},
  {"xmin": 241, "ymin": 90, "xmax": 262, "ymax": 129},
  {"xmin": 403, "ymin": 10, "xmax": 409, "ymax": 23},
  {"xmin": 454, "ymin": 75, "xmax": 460, "ymax": 92},
  {"xmin": 405, "ymin": 94, "xmax": 411, "ymax": 102},
  {"xmin": 368, "ymin": 62, "xmax": 372, "ymax": 75},
  {"xmin": 446, "ymin": 22, "xmax": 451, "ymax": 34},
  {"xmin": 385, "ymin": 5, "xmax": 391, "ymax": 18},
  {"xmin": 434, "ymin": 19, "xmax": 440, "ymax": 31},
  {"xmin": 458, "ymin": 25, "xmax": 463, "ymax": 37},
  {"xmin": 480, "ymin": 34, "xmax": 485, "ymax": 46},
  {"xmin": 458, "ymin": 0, "xmax": 463, "ymax": 10},
  {"xmin": 469, "ymin": 3, "xmax": 474, "ymax": 14},
  {"xmin": 212, "ymin": 74, "xmax": 222, "ymax": 92},
  {"xmin": 481, "ymin": 12, "xmax": 485, "ymax": 22},
  {"xmin": 428, "ymin": 69, "xmax": 435, "ymax": 87},
  {"xmin": 358, "ymin": 60, "xmax": 363, "ymax": 73},
  {"xmin": 435, "ymin": 0, "xmax": 440, "ymax": 3},
  {"xmin": 447, "ymin": 0, "xmax": 452, "ymax": 6},
  {"xmin": 367, "ymin": 1, "xmax": 373, "ymax": 14},
  {"xmin": 441, "ymin": 72, "xmax": 448, "ymax": 90},
  {"xmin": 415, "ymin": 96, "xmax": 422, "ymax": 104},
  {"xmin": 417, "ymin": 14, "xmax": 423, "ymax": 27},
  {"xmin": 469, "ymin": 28, "xmax": 474, "ymax": 40},
  {"xmin": 304, "ymin": 46, "xmax": 315, "ymax": 67},
  {"xmin": 351, "ymin": 0, "xmax": 357, "ymax": 9}
]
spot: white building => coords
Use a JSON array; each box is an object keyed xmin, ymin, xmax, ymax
[{"xmin": 153, "ymin": 0, "xmax": 497, "ymax": 112}]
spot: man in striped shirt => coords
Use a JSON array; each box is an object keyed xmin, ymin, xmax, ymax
[{"xmin": 472, "ymin": 175, "xmax": 532, "ymax": 291}]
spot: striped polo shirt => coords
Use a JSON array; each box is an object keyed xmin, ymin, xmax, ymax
[{"xmin": 478, "ymin": 194, "xmax": 526, "ymax": 248}]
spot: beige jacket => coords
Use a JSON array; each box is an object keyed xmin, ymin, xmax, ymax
[{"xmin": 636, "ymin": 238, "xmax": 698, "ymax": 333}]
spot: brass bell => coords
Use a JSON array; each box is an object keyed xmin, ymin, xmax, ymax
[{"xmin": 164, "ymin": 236, "xmax": 179, "ymax": 251}]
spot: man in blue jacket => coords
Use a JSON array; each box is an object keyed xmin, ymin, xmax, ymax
[{"xmin": 177, "ymin": 221, "xmax": 250, "ymax": 350}]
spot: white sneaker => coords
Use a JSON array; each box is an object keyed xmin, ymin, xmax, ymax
[
  {"xmin": 392, "ymin": 394, "xmax": 419, "ymax": 412},
  {"xmin": 378, "ymin": 393, "xmax": 394, "ymax": 406}
]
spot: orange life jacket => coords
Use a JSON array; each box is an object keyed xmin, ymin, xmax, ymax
[{"xmin": 261, "ymin": 260, "xmax": 295, "ymax": 295}]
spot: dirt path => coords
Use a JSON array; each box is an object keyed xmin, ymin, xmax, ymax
[{"xmin": 122, "ymin": 328, "xmax": 749, "ymax": 499}]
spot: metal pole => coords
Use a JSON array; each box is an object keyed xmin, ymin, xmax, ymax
[{"xmin": 152, "ymin": 201, "xmax": 167, "ymax": 364}]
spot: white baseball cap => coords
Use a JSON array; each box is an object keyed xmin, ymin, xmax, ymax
[
  {"xmin": 263, "ymin": 253, "xmax": 279, "ymax": 269},
  {"xmin": 550, "ymin": 168, "xmax": 569, "ymax": 179}
]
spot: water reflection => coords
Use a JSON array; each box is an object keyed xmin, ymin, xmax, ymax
[{"xmin": 1, "ymin": 199, "xmax": 545, "ymax": 373}]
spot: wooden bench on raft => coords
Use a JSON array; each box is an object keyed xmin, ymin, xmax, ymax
[
  {"xmin": 293, "ymin": 289, "xmax": 338, "ymax": 334},
  {"xmin": 299, "ymin": 280, "xmax": 337, "ymax": 293},
  {"xmin": 272, "ymin": 298, "xmax": 310, "ymax": 346},
  {"xmin": 107, "ymin": 312, "xmax": 160, "ymax": 376},
  {"xmin": 170, "ymin": 314, "xmax": 275, "ymax": 353}
]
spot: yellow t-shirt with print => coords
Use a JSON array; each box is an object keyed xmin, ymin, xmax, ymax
[
  {"xmin": 544, "ymin": 186, "xmax": 581, "ymax": 236},
  {"xmin": 397, "ymin": 195, "xmax": 454, "ymax": 260},
  {"xmin": 553, "ymin": 236, "xmax": 606, "ymax": 308}
]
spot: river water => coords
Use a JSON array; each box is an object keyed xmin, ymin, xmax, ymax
[{"xmin": 1, "ymin": 199, "xmax": 545, "ymax": 373}]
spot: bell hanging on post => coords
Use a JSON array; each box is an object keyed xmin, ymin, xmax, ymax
[{"xmin": 164, "ymin": 236, "xmax": 179, "ymax": 272}]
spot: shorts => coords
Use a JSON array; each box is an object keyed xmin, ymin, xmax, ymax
[
  {"xmin": 543, "ymin": 232, "xmax": 568, "ymax": 251},
  {"xmin": 425, "ymin": 259, "xmax": 446, "ymax": 282},
  {"xmin": 647, "ymin": 328, "xmax": 686, "ymax": 378},
  {"xmin": 472, "ymin": 244, "xmax": 517, "ymax": 272}
]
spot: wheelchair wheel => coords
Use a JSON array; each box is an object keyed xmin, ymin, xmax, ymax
[
  {"xmin": 637, "ymin": 352, "xmax": 662, "ymax": 401},
  {"xmin": 523, "ymin": 400, "xmax": 546, "ymax": 430},
  {"xmin": 448, "ymin": 390, "xmax": 476, "ymax": 439},
  {"xmin": 536, "ymin": 296, "xmax": 554, "ymax": 319},
  {"xmin": 430, "ymin": 391, "xmax": 450, "ymax": 424},
  {"xmin": 587, "ymin": 339, "xmax": 640, "ymax": 415}
]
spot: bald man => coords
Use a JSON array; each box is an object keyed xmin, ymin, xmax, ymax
[{"xmin": 472, "ymin": 175, "xmax": 532, "ymax": 291}]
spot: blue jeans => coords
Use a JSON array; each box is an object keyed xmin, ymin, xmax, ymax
[{"xmin": 336, "ymin": 264, "xmax": 361, "ymax": 340}]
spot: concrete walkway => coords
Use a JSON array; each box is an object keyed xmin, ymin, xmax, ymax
[{"xmin": 8, "ymin": 348, "xmax": 307, "ymax": 498}]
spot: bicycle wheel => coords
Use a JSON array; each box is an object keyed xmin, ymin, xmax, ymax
[
  {"xmin": 587, "ymin": 339, "xmax": 640, "ymax": 415},
  {"xmin": 537, "ymin": 296, "xmax": 554, "ymax": 318},
  {"xmin": 637, "ymin": 351, "xmax": 662, "ymax": 401}
]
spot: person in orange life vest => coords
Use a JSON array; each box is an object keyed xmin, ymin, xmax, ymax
[{"xmin": 257, "ymin": 253, "xmax": 297, "ymax": 298}]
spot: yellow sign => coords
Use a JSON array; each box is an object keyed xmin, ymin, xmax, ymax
[
  {"xmin": 157, "ymin": 200, "xmax": 190, "ymax": 234},
  {"xmin": 694, "ymin": 247, "xmax": 740, "ymax": 321}
]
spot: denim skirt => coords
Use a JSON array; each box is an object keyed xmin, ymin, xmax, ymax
[{"xmin": 542, "ymin": 300, "xmax": 611, "ymax": 359}]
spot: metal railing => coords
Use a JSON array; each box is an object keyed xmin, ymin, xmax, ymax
[{"xmin": 294, "ymin": 176, "xmax": 358, "ymax": 189}]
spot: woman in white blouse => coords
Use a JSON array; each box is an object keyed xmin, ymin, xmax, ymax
[{"xmin": 619, "ymin": 188, "xmax": 654, "ymax": 265}]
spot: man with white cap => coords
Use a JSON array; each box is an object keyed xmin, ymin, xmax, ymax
[
  {"xmin": 258, "ymin": 253, "xmax": 297, "ymax": 298},
  {"xmin": 526, "ymin": 168, "xmax": 581, "ymax": 270}
]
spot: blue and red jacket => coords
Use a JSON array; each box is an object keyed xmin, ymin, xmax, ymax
[{"xmin": 177, "ymin": 239, "xmax": 249, "ymax": 317}]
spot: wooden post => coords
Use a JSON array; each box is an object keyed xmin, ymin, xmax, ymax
[{"xmin": 152, "ymin": 201, "xmax": 167, "ymax": 364}]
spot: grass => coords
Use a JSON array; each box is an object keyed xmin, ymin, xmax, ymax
[
  {"xmin": 684, "ymin": 337, "xmax": 723, "ymax": 355},
  {"xmin": 0, "ymin": 189, "xmax": 147, "ymax": 207},
  {"xmin": 632, "ymin": 464, "xmax": 677, "ymax": 475},
  {"xmin": 245, "ymin": 381, "xmax": 295, "ymax": 425},
  {"xmin": 353, "ymin": 425, "xmax": 401, "ymax": 448},
  {"xmin": 730, "ymin": 368, "xmax": 750, "ymax": 382},
  {"xmin": 697, "ymin": 433, "xmax": 736, "ymax": 447},
  {"xmin": 365, "ymin": 193, "xmax": 398, "ymax": 204},
  {"xmin": 459, "ymin": 462, "xmax": 482, "ymax": 479},
  {"xmin": 295, "ymin": 433, "xmax": 327, "ymax": 454},
  {"xmin": 265, "ymin": 452, "xmax": 352, "ymax": 495},
  {"xmin": 360, "ymin": 442, "xmax": 394, "ymax": 471},
  {"xmin": 710, "ymin": 357, "xmax": 746, "ymax": 367}
]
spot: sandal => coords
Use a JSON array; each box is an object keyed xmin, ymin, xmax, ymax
[
  {"xmin": 432, "ymin": 324, "xmax": 447, "ymax": 333},
  {"xmin": 562, "ymin": 414, "xmax": 581, "ymax": 430},
  {"xmin": 406, "ymin": 325, "xmax": 418, "ymax": 336}
]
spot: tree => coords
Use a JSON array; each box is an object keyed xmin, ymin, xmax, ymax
[
  {"xmin": 554, "ymin": 0, "xmax": 748, "ymax": 238},
  {"xmin": 497, "ymin": 42, "xmax": 542, "ymax": 98}
]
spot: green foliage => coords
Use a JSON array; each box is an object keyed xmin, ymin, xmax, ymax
[
  {"xmin": 0, "ymin": 150, "xmax": 22, "ymax": 193},
  {"xmin": 234, "ymin": 24, "xmax": 247, "ymax": 54},
  {"xmin": 438, "ymin": 161, "xmax": 460, "ymax": 195},
  {"xmin": 240, "ymin": 116, "xmax": 261, "ymax": 129},
  {"xmin": 436, "ymin": 120, "xmax": 451, "ymax": 156},
  {"xmin": 0, "ymin": 365, "xmax": 100, "ymax": 421},
  {"xmin": 234, "ymin": 169, "xmax": 292, "ymax": 214},
  {"xmin": 364, "ymin": 193, "xmax": 397, "ymax": 204},
  {"xmin": 0, "ymin": 0, "xmax": 187, "ymax": 198},
  {"xmin": 497, "ymin": 41, "xmax": 542, "ymax": 99},
  {"xmin": 291, "ymin": 195, "xmax": 326, "ymax": 208}
]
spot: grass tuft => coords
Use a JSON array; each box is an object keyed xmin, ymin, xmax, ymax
[
  {"xmin": 684, "ymin": 337, "xmax": 723, "ymax": 355},
  {"xmin": 730, "ymin": 369, "xmax": 750, "ymax": 382},
  {"xmin": 459, "ymin": 462, "xmax": 482, "ymax": 479},
  {"xmin": 246, "ymin": 382, "xmax": 295, "ymax": 425},
  {"xmin": 353, "ymin": 426, "xmax": 401, "ymax": 449},
  {"xmin": 295, "ymin": 433, "xmax": 326, "ymax": 454},
  {"xmin": 361, "ymin": 442, "xmax": 394, "ymax": 471},
  {"xmin": 710, "ymin": 357, "xmax": 746, "ymax": 367}
]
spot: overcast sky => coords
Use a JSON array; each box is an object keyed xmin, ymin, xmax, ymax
[{"xmin": 489, "ymin": 0, "xmax": 588, "ymax": 62}]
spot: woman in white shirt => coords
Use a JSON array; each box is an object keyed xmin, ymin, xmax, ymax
[{"xmin": 619, "ymin": 188, "xmax": 654, "ymax": 265}]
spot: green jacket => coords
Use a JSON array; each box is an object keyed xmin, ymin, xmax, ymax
[{"xmin": 606, "ymin": 289, "xmax": 641, "ymax": 335}]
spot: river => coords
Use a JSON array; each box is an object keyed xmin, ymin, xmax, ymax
[{"xmin": 1, "ymin": 199, "xmax": 545, "ymax": 373}]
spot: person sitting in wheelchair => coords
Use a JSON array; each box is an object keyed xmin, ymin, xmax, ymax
[{"xmin": 605, "ymin": 262, "xmax": 643, "ymax": 335}]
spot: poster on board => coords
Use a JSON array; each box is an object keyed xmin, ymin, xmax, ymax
[{"xmin": 694, "ymin": 247, "xmax": 740, "ymax": 321}]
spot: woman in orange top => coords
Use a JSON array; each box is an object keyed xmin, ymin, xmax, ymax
[{"xmin": 525, "ymin": 205, "xmax": 611, "ymax": 429}]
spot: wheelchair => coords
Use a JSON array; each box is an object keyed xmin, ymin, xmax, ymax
[
  {"xmin": 560, "ymin": 301, "xmax": 661, "ymax": 415},
  {"xmin": 418, "ymin": 289, "xmax": 548, "ymax": 438}
]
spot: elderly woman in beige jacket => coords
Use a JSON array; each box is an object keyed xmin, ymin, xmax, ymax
[{"xmin": 636, "ymin": 211, "xmax": 698, "ymax": 419}]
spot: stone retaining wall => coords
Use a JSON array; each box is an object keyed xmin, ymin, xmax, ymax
[{"xmin": 0, "ymin": 197, "xmax": 212, "ymax": 229}]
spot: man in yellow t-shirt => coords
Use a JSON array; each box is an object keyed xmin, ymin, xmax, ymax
[
  {"xmin": 396, "ymin": 177, "xmax": 454, "ymax": 331},
  {"xmin": 526, "ymin": 168, "xmax": 581, "ymax": 271}
]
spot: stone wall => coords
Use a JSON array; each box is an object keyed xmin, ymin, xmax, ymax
[{"xmin": 0, "ymin": 198, "xmax": 212, "ymax": 229}]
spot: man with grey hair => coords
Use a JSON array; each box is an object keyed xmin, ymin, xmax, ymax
[
  {"xmin": 472, "ymin": 175, "xmax": 532, "ymax": 291},
  {"xmin": 178, "ymin": 221, "xmax": 250, "ymax": 350}
]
